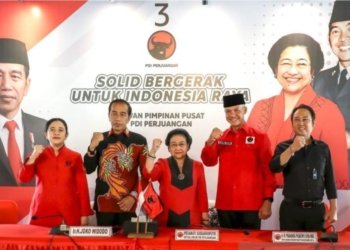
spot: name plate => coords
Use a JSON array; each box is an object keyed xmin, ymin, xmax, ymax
[
  {"xmin": 69, "ymin": 226, "xmax": 113, "ymax": 237},
  {"xmin": 175, "ymin": 229, "xmax": 219, "ymax": 241},
  {"xmin": 272, "ymin": 231, "xmax": 318, "ymax": 243}
]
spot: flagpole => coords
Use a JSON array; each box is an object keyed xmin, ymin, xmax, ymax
[
  {"xmin": 136, "ymin": 216, "xmax": 139, "ymax": 234},
  {"xmin": 144, "ymin": 216, "xmax": 148, "ymax": 233},
  {"xmin": 126, "ymin": 178, "xmax": 155, "ymax": 238}
]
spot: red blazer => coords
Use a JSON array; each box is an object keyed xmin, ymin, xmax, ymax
[
  {"xmin": 19, "ymin": 146, "xmax": 94, "ymax": 227},
  {"xmin": 144, "ymin": 158, "xmax": 208, "ymax": 226}
]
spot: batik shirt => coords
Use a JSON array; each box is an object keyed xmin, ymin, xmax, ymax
[{"xmin": 84, "ymin": 129, "xmax": 148, "ymax": 213}]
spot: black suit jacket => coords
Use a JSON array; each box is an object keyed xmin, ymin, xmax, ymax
[
  {"xmin": 313, "ymin": 65, "xmax": 350, "ymax": 130},
  {"xmin": 313, "ymin": 65, "xmax": 350, "ymax": 177},
  {"xmin": 0, "ymin": 111, "xmax": 48, "ymax": 186}
]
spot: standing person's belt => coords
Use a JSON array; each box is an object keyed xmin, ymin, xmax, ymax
[{"xmin": 284, "ymin": 198, "xmax": 323, "ymax": 208}]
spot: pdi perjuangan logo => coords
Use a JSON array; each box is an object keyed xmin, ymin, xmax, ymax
[{"xmin": 147, "ymin": 30, "xmax": 176, "ymax": 60}]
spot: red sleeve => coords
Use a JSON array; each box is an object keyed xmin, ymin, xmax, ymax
[
  {"xmin": 150, "ymin": 159, "xmax": 165, "ymax": 181},
  {"xmin": 74, "ymin": 154, "xmax": 94, "ymax": 216},
  {"xmin": 142, "ymin": 158, "xmax": 165, "ymax": 183},
  {"xmin": 18, "ymin": 158, "xmax": 37, "ymax": 183},
  {"xmin": 201, "ymin": 142, "xmax": 219, "ymax": 167},
  {"xmin": 259, "ymin": 133, "xmax": 276, "ymax": 198}
]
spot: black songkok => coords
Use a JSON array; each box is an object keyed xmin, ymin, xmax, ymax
[
  {"xmin": 223, "ymin": 94, "xmax": 245, "ymax": 108},
  {"xmin": 0, "ymin": 38, "xmax": 29, "ymax": 69},
  {"xmin": 329, "ymin": 1, "xmax": 350, "ymax": 28}
]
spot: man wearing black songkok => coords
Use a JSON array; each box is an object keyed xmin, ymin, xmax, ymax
[
  {"xmin": 0, "ymin": 38, "xmax": 47, "ymax": 186},
  {"xmin": 201, "ymin": 93, "xmax": 276, "ymax": 229},
  {"xmin": 313, "ymin": 1, "xmax": 350, "ymax": 184}
]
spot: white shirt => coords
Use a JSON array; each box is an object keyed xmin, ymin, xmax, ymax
[{"xmin": 0, "ymin": 111, "xmax": 25, "ymax": 161}]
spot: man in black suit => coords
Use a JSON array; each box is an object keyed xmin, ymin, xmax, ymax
[
  {"xmin": 0, "ymin": 38, "xmax": 47, "ymax": 186},
  {"xmin": 313, "ymin": 1, "xmax": 350, "ymax": 184}
]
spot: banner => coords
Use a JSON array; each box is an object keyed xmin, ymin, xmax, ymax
[{"xmin": 0, "ymin": 0, "xmax": 349, "ymax": 230}]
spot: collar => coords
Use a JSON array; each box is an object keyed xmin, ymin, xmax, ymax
[
  {"xmin": 108, "ymin": 127, "xmax": 129, "ymax": 137},
  {"xmin": 226, "ymin": 122, "xmax": 249, "ymax": 135},
  {"xmin": 168, "ymin": 155, "xmax": 191, "ymax": 168},
  {"xmin": 339, "ymin": 65, "xmax": 350, "ymax": 79},
  {"xmin": 48, "ymin": 144, "xmax": 66, "ymax": 153},
  {"xmin": 339, "ymin": 64, "xmax": 350, "ymax": 73},
  {"xmin": 0, "ymin": 110, "xmax": 23, "ymax": 130},
  {"xmin": 309, "ymin": 136, "xmax": 322, "ymax": 146}
]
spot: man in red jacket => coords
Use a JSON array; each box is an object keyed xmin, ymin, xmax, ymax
[{"xmin": 201, "ymin": 93, "xmax": 276, "ymax": 229}]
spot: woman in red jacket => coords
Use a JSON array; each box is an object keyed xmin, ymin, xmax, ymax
[
  {"xmin": 144, "ymin": 128, "xmax": 209, "ymax": 227},
  {"xmin": 19, "ymin": 118, "xmax": 94, "ymax": 227}
]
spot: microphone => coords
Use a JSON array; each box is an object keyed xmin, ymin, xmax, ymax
[
  {"xmin": 243, "ymin": 229, "xmax": 250, "ymax": 235},
  {"xmin": 320, "ymin": 224, "xmax": 338, "ymax": 242},
  {"xmin": 32, "ymin": 214, "xmax": 69, "ymax": 235}
]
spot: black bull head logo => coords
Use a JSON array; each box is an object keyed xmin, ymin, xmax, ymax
[
  {"xmin": 150, "ymin": 36, "xmax": 174, "ymax": 60},
  {"xmin": 147, "ymin": 195, "xmax": 156, "ymax": 204}
]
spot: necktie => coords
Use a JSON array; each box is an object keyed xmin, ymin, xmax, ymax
[
  {"xmin": 5, "ymin": 121, "xmax": 22, "ymax": 183},
  {"xmin": 338, "ymin": 69, "xmax": 348, "ymax": 93}
]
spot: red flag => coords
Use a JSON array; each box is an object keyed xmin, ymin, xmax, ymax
[{"xmin": 142, "ymin": 182, "xmax": 163, "ymax": 219}]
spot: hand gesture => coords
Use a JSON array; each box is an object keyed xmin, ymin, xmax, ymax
[
  {"xmin": 89, "ymin": 132, "xmax": 104, "ymax": 150},
  {"xmin": 31, "ymin": 145, "xmax": 45, "ymax": 159},
  {"xmin": 27, "ymin": 145, "xmax": 45, "ymax": 164},
  {"xmin": 146, "ymin": 138, "xmax": 162, "ymax": 172},
  {"xmin": 151, "ymin": 138, "xmax": 162, "ymax": 154},
  {"xmin": 207, "ymin": 127, "xmax": 223, "ymax": 145},
  {"xmin": 290, "ymin": 135, "xmax": 306, "ymax": 154}
]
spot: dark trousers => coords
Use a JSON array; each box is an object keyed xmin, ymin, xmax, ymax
[
  {"xmin": 217, "ymin": 210, "xmax": 260, "ymax": 229},
  {"xmin": 279, "ymin": 200, "xmax": 325, "ymax": 231},
  {"xmin": 96, "ymin": 211, "xmax": 136, "ymax": 227}
]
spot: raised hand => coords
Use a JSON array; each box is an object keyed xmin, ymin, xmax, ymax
[
  {"xmin": 150, "ymin": 138, "xmax": 162, "ymax": 154},
  {"xmin": 290, "ymin": 135, "xmax": 306, "ymax": 154},
  {"xmin": 27, "ymin": 145, "xmax": 45, "ymax": 164},
  {"xmin": 89, "ymin": 132, "xmax": 104, "ymax": 151},
  {"xmin": 207, "ymin": 127, "xmax": 223, "ymax": 145}
]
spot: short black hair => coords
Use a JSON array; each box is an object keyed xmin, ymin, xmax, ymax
[
  {"xmin": 108, "ymin": 99, "xmax": 132, "ymax": 116},
  {"xmin": 165, "ymin": 128, "xmax": 192, "ymax": 148},
  {"xmin": 291, "ymin": 104, "xmax": 316, "ymax": 124},
  {"xmin": 268, "ymin": 33, "xmax": 324, "ymax": 76},
  {"xmin": 45, "ymin": 118, "xmax": 68, "ymax": 134}
]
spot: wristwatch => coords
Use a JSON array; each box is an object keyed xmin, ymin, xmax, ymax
[
  {"xmin": 87, "ymin": 146, "xmax": 96, "ymax": 155},
  {"xmin": 264, "ymin": 197, "xmax": 273, "ymax": 202},
  {"xmin": 130, "ymin": 191, "xmax": 138, "ymax": 199}
]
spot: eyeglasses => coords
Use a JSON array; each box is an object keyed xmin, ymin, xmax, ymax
[{"xmin": 169, "ymin": 143, "xmax": 187, "ymax": 148}]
